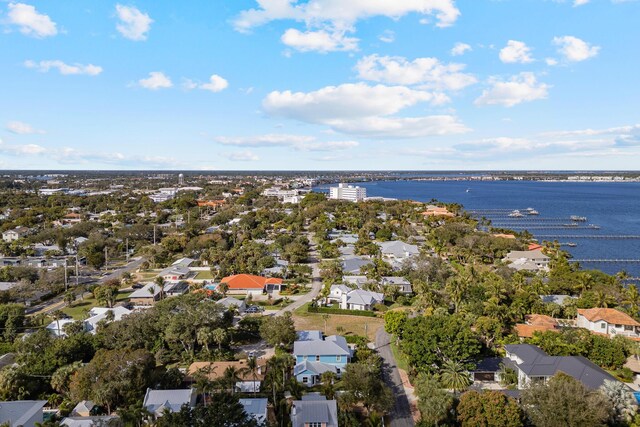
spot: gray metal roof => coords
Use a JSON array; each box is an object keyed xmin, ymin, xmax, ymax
[
  {"xmin": 291, "ymin": 396, "xmax": 338, "ymax": 427},
  {"xmin": 239, "ymin": 398, "xmax": 268, "ymax": 419},
  {"xmin": 143, "ymin": 388, "xmax": 195, "ymax": 414},
  {"xmin": 0, "ymin": 400, "xmax": 46, "ymax": 426},
  {"xmin": 378, "ymin": 241, "xmax": 419, "ymax": 258},
  {"xmin": 294, "ymin": 335, "xmax": 350, "ymax": 357},
  {"xmin": 341, "ymin": 256, "xmax": 373, "ymax": 274},
  {"xmin": 294, "ymin": 360, "xmax": 339, "ymax": 376},
  {"xmin": 505, "ymin": 344, "xmax": 620, "ymax": 390}
]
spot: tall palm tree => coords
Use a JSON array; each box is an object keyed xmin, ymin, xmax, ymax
[
  {"xmin": 222, "ymin": 366, "xmax": 242, "ymax": 394},
  {"xmin": 218, "ymin": 281, "xmax": 229, "ymax": 297},
  {"xmin": 154, "ymin": 276, "xmax": 165, "ymax": 300},
  {"xmin": 243, "ymin": 356, "xmax": 260, "ymax": 396},
  {"xmin": 439, "ymin": 359, "xmax": 471, "ymax": 393}
]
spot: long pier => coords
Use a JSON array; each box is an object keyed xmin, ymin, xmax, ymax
[
  {"xmin": 492, "ymin": 226, "xmax": 600, "ymax": 230},
  {"xmin": 535, "ymin": 235, "xmax": 640, "ymax": 239},
  {"xmin": 569, "ymin": 259, "xmax": 640, "ymax": 263}
]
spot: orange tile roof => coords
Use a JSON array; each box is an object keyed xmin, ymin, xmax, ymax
[
  {"xmin": 525, "ymin": 314, "xmax": 559, "ymax": 328},
  {"xmin": 220, "ymin": 274, "xmax": 282, "ymax": 290},
  {"xmin": 197, "ymin": 200, "xmax": 226, "ymax": 207},
  {"xmin": 528, "ymin": 243, "xmax": 544, "ymax": 251},
  {"xmin": 516, "ymin": 324, "xmax": 559, "ymax": 338},
  {"xmin": 516, "ymin": 314, "xmax": 560, "ymax": 337},
  {"xmin": 577, "ymin": 308, "xmax": 640, "ymax": 327}
]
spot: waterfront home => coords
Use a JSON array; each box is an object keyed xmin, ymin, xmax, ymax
[
  {"xmin": 0, "ymin": 400, "xmax": 46, "ymax": 427},
  {"xmin": 515, "ymin": 314, "xmax": 560, "ymax": 338},
  {"xmin": 503, "ymin": 344, "xmax": 621, "ymax": 390},
  {"xmin": 576, "ymin": 308, "xmax": 640, "ymax": 340},
  {"xmin": 343, "ymin": 275, "xmax": 413, "ymax": 294},
  {"xmin": 291, "ymin": 395, "xmax": 338, "ymax": 427},
  {"xmin": 188, "ymin": 360, "xmax": 267, "ymax": 393},
  {"xmin": 326, "ymin": 285, "xmax": 383, "ymax": 311},
  {"xmin": 422, "ymin": 205, "xmax": 455, "ymax": 218},
  {"xmin": 219, "ymin": 274, "xmax": 283, "ymax": 296},
  {"xmin": 129, "ymin": 283, "xmax": 164, "ymax": 307},
  {"xmin": 504, "ymin": 249, "xmax": 550, "ymax": 272},
  {"xmin": 293, "ymin": 335, "xmax": 351, "ymax": 386},
  {"xmin": 142, "ymin": 388, "xmax": 196, "ymax": 417}
]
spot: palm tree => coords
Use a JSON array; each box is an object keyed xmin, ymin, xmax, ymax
[
  {"xmin": 322, "ymin": 314, "xmax": 330, "ymax": 334},
  {"xmin": 197, "ymin": 328, "xmax": 214, "ymax": 353},
  {"xmin": 218, "ymin": 281, "xmax": 229, "ymax": 297},
  {"xmin": 154, "ymin": 276, "xmax": 166, "ymax": 300},
  {"xmin": 222, "ymin": 366, "xmax": 242, "ymax": 394},
  {"xmin": 439, "ymin": 359, "xmax": 471, "ymax": 393},
  {"xmin": 211, "ymin": 328, "xmax": 227, "ymax": 351},
  {"xmin": 243, "ymin": 356, "xmax": 261, "ymax": 396}
]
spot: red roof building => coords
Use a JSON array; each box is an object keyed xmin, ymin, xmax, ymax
[{"xmin": 219, "ymin": 274, "xmax": 283, "ymax": 295}]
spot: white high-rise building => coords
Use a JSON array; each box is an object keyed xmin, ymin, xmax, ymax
[{"xmin": 329, "ymin": 183, "xmax": 367, "ymax": 202}]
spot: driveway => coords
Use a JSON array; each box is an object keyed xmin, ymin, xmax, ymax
[
  {"xmin": 274, "ymin": 234, "xmax": 322, "ymax": 316},
  {"xmin": 376, "ymin": 328, "xmax": 414, "ymax": 427}
]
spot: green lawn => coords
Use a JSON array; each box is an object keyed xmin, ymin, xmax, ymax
[
  {"xmin": 194, "ymin": 270, "xmax": 214, "ymax": 280},
  {"xmin": 292, "ymin": 304, "xmax": 384, "ymax": 341},
  {"xmin": 62, "ymin": 291, "xmax": 132, "ymax": 320}
]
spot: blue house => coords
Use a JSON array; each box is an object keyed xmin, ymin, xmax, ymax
[{"xmin": 293, "ymin": 333, "xmax": 351, "ymax": 386}]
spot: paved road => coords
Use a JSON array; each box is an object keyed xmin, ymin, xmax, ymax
[
  {"xmin": 28, "ymin": 257, "xmax": 146, "ymax": 315},
  {"xmin": 376, "ymin": 328, "xmax": 415, "ymax": 427},
  {"xmin": 274, "ymin": 234, "xmax": 322, "ymax": 316}
]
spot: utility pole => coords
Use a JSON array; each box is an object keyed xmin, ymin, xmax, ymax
[
  {"xmin": 153, "ymin": 225, "xmax": 157, "ymax": 246},
  {"xmin": 64, "ymin": 259, "xmax": 68, "ymax": 292},
  {"xmin": 104, "ymin": 246, "xmax": 108, "ymax": 270},
  {"xmin": 75, "ymin": 254, "xmax": 79, "ymax": 287},
  {"xmin": 126, "ymin": 238, "xmax": 129, "ymax": 262}
]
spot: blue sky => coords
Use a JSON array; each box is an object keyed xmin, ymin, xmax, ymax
[{"xmin": 1, "ymin": 0, "xmax": 639, "ymax": 170}]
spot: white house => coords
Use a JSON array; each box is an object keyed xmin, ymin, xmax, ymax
[
  {"xmin": 326, "ymin": 285, "xmax": 383, "ymax": 311},
  {"xmin": 84, "ymin": 307, "xmax": 132, "ymax": 334},
  {"xmin": 2, "ymin": 227, "xmax": 30, "ymax": 242},
  {"xmin": 504, "ymin": 250, "xmax": 550, "ymax": 272},
  {"xmin": 377, "ymin": 241, "xmax": 419, "ymax": 260},
  {"xmin": 576, "ymin": 308, "xmax": 640, "ymax": 339}
]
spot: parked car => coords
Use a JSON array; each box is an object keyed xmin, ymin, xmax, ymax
[{"xmin": 245, "ymin": 305, "xmax": 263, "ymax": 313}]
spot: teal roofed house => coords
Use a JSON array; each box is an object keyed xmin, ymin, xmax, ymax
[{"xmin": 293, "ymin": 333, "xmax": 351, "ymax": 386}]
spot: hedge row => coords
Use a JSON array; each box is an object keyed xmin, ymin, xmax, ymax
[{"xmin": 307, "ymin": 305, "xmax": 377, "ymax": 317}]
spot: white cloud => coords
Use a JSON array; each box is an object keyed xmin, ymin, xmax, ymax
[
  {"xmin": 200, "ymin": 75, "xmax": 229, "ymax": 92},
  {"xmin": 263, "ymin": 83, "xmax": 468, "ymax": 138},
  {"xmin": 6, "ymin": 2, "xmax": 57, "ymax": 38},
  {"xmin": 226, "ymin": 151, "xmax": 259, "ymax": 161},
  {"xmin": 264, "ymin": 83, "xmax": 438, "ymax": 122},
  {"xmin": 573, "ymin": 0, "xmax": 590, "ymax": 6},
  {"xmin": 5, "ymin": 121, "xmax": 44, "ymax": 135},
  {"xmin": 115, "ymin": 4, "xmax": 153, "ymax": 41},
  {"xmin": 233, "ymin": 0, "xmax": 461, "ymax": 31},
  {"xmin": 355, "ymin": 54, "xmax": 477, "ymax": 91},
  {"xmin": 281, "ymin": 27, "xmax": 358, "ymax": 52},
  {"xmin": 475, "ymin": 72, "xmax": 550, "ymax": 107},
  {"xmin": 545, "ymin": 57, "xmax": 559, "ymax": 66},
  {"xmin": 499, "ymin": 40, "xmax": 534, "ymax": 64},
  {"xmin": 0, "ymin": 140, "xmax": 46, "ymax": 155},
  {"xmin": 24, "ymin": 60, "xmax": 103, "ymax": 76},
  {"xmin": 214, "ymin": 134, "xmax": 359, "ymax": 151},
  {"xmin": 378, "ymin": 30, "xmax": 395, "ymax": 43},
  {"xmin": 451, "ymin": 42, "xmax": 472, "ymax": 56},
  {"xmin": 553, "ymin": 35, "xmax": 600, "ymax": 62},
  {"xmin": 138, "ymin": 72, "xmax": 173, "ymax": 90}
]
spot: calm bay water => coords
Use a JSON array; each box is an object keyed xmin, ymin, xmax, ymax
[{"xmin": 316, "ymin": 180, "xmax": 640, "ymax": 278}]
